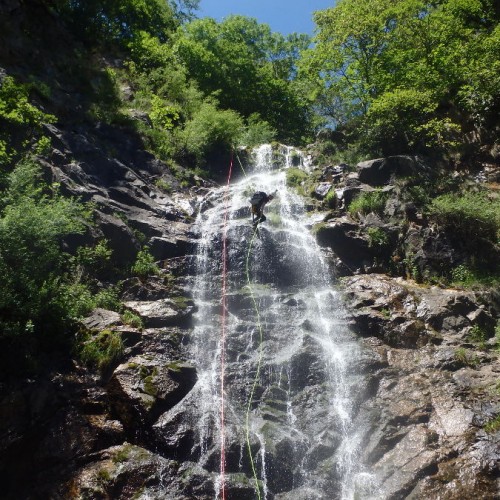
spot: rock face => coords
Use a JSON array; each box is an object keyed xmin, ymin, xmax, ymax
[
  {"xmin": 342, "ymin": 274, "xmax": 500, "ymax": 498},
  {"xmin": 0, "ymin": 132, "xmax": 499, "ymax": 500},
  {"xmin": 309, "ymin": 154, "xmax": 500, "ymax": 499}
]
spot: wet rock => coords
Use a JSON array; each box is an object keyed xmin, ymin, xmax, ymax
[
  {"xmin": 65, "ymin": 443, "xmax": 176, "ymax": 499},
  {"xmin": 107, "ymin": 356, "xmax": 197, "ymax": 431},
  {"xmin": 314, "ymin": 217, "xmax": 373, "ymax": 270},
  {"xmin": 314, "ymin": 182, "xmax": 332, "ymax": 199}
]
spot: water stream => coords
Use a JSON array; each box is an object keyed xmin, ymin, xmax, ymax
[{"xmin": 186, "ymin": 145, "xmax": 377, "ymax": 499}]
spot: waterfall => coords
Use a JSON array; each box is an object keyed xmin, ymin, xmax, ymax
[{"xmin": 166, "ymin": 145, "xmax": 378, "ymax": 499}]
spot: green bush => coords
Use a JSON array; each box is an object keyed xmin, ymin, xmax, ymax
[
  {"xmin": 239, "ymin": 113, "xmax": 277, "ymax": 147},
  {"xmin": 78, "ymin": 329, "xmax": 124, "ymax": 375},
  {"xmin": 0, "ymin": 76, "xmax": 55, "ymax": 166},
  {"xmin": 121, "ymin": 310, "xmax": 143, "ymax": 329},
  {"xmin": 324, "ymin": 188, "xmax": 336, "ymax": 208},
  {"xmin": 181, "ymin": 99, "xmax": 244, "ymax": 163},
  {"xmin": 429, "ymin": 190, "xmax": 500, "ymax": 242},
  {"xmin": 367, "ymin": 227, "xmax": 389, "ymax": 248},
  {"xmin": 468, "ymin": 324, "xmax": 487, "ymax": 350},
  {"xmin": 0, "ymin": 159, "xmax": 88, "ymax": 338},
  {"xmin": 348, "ymin": 190, "xmax": 388, "ymax": 217},
  {"xmin": 131, "ymin": 247, "xmax": 160, "ymax": 278},
  {"xmin": 286, "ymin": 167, "xmax": 308, "ymax": 188}
]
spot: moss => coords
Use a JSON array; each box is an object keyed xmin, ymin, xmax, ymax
[
  {"xmin": 167, "ymin": 361, "xmax": 183, "ymax": 372},
  {"xmin": 484, "ymin": 415, "xmax": 500, "ymax": 433},
  {"xmin": 171, "ymin": 296, "xmax": 191, "ymax": 310},
  {"xmin": 138, "ymin": 365, "xmax": 159, "ymax": 397},
  {"xmin": 112, "ymin": 443, "xmax": 134, "ymax": 463},
  {"xmin": 311, "ymin": 222, "xmax": 329, "ymax": 236}
]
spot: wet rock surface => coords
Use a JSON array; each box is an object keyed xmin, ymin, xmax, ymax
[{"xmin": 1, "ymin": 140, "xmax": 499, "ymax": 500}]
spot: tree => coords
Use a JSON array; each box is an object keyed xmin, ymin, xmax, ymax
[
  {"xmin": 307, "ymin": 0, "xmax": 500, "ymax": 156},
  {"xmin": 174, "ymin": 15, "xmax": 314, "ymax": 144}
]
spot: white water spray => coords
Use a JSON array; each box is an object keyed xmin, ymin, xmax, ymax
[{"xmin": 189, "ymin": 145, "xmax": 377, "ymax": 499}]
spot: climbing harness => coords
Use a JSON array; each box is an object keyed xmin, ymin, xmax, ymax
[{"xmin": 219, "ymin": 151, "xmax": 234, "ymax": 500}]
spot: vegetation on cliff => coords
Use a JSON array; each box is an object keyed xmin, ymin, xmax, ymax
[
  {"xmin": 304, "ymin": 0, "xmax": 500, "ymax": 160},
  {"xmin": 0, "ymin": 0, "xmax": 498, "ymax": 377}
]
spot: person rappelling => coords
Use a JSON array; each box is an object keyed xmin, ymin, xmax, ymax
[{"xmin": 250, "ymin": 190, "xmax": 276, "ymax": 225}]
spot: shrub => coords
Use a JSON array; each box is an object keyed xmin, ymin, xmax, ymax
[
  {"xmin": 367, "ymin": 227, "xmax": 389, "ymax": 248},
  {"xmin": 286, "ymin": 167, "xmax": 308, "ymax": 188},
  {"xmin": 78, "ymin": 329, "xmax": 124, "ymax": 375},
  {"xmin": 0, "ymin": 159, "xmax": 88, "ymax": 338},
  {"xmin": 348, "ymin": 190, "xmax": 388, "ymax": 217},
  {"xmin": 181, "ymin": 99, "xmax": 244, "ymax": 163},
  {"xmin": 155, "ymin": 178, "xmax": 172, "ymax": 193},
  {"xmin": 0, "ymin": 76, "xmax": 56, "ymax": 162},
  {"xmin": 324, "ymin": 189, "xmax": 336, "ymax": 208},
  {"xmin": 468, "ymin": 324, "xmax": 487, "ymax": 350},
  {"xmin": 429, "ymin": 190, "xmax": 500, "ymax": 242},
  {"xmin": 131, "ymin": 247, "xmax": 160, "ymax": 278},
  {"xmin": 239, "ymin": 113, "xmax": 277, "ymax": 147},
  {"xmin": 484, "ymin": 415, "xmax": 500, "ymax": 434},
  {"xmin": 121, "ymin": 310, "xmax": 143, "ymax": 329}
]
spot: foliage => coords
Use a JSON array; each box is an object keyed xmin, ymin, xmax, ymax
[
  {"xmin": 468, "ymin": 324, "xmax": 487, "ymax": 350},
  {"xmin": 174, "ymin": 15, "xmax": 314, "ymax": 144},
  {"xmin": 348, "ymin": 190, "xmax": 388, "ymax": 217},
  {"xmin": 286, "ymin": 168, "xmax": 308, "ymax": 188},
  {"xmin": 324, "ymin": 189, "xmax": 336, "ymax": 208},
  {"xmin": 367, "ymin": 227, "xmax": 389, "ymax": 248},
  {"xmin": 429, "ymin": 190, "xmax": 500, "ymax": 242},
  {"xmin": 54, "ymin": 0, "xmax": 178, "ymax": 46},
  {"xmin": 121, "ymin": 310, "xmax": 144, "ymax": 329},
  {"xmin": 484, "ymin": 414, "xmax": 500, "ymax": 434},
  {"xmin": 0, "ymin": 76, "xmax": 55, "ymax": 166},
  {"xmin": 78, "ymin": 329, "xmax": 124, "ymax": 374},
  {"xmin": 181, "ymin": 99, "xmax": 244, "ymax": 163},
  {"xmin": 131, "ymin": 247, "xmax": 160, "ymax": 279},
  {"xmin": 155, "ymin": 178, "xmax": 172, "ymax": 193},
  {"xmin": 307, "ymin": 0, "xmax": 500, "ymax": 156},
  {"xmin": 0, "ymin": 159, "xmax": 89, "ymax": 339},
  {"xmin": 239, "ymin": 113, "xmax": 277, "ymax": 147}
]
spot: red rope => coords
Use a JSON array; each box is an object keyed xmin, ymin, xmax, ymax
[{"xmin": 219, "ymin": 151, "xmax": 234, "ymax": 499}]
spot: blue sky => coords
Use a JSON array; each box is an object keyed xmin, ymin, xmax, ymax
[{"xmin": 197, "ymin": 0, "xmax": 335, "ymax": 36}]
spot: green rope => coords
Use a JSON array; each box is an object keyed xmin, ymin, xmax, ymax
[
  {"xmin": 235, "ymin": 152, "xmax": 248, "ymax": 177},
  {"xmin": 244, "ymin": 224, "xmax": 264, "ymax": 500}
]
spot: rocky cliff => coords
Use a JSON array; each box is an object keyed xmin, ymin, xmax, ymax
[{"xmin": 1, "ymin": 140, "xmax": 499, "ymax": 499}]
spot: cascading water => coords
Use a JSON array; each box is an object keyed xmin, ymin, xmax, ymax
[{"xmin": 165, "ymin": 145, "xmax": 379, "ymax": 499}]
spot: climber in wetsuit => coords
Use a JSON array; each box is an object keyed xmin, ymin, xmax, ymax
[{"xmin": 250, "ymin": 191, "xmax": 275, "ymax": 224}]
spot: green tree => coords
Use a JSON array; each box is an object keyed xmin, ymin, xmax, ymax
[
  {"xmin": 174, "ymin": 15, "xmax": 314, "ymax": 143},
  {"xmin": 0, "ymin": 160, "xmax": 88, "ymax": 345},
  {"xmin": 307, "ymin": 0, "xmax": 500, "ymax": 156}
]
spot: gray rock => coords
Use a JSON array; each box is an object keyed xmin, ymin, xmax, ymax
[
  {"xmin": 81, "ymin": 308, "xmax": 121, "ymax": 331},
  {"xmin": 123, "ymin": 298, "xmax": 195, "ymax": 328},
  {"xmin": 356, "ymin": 156, "xmax": 430, "ymax": 186}
]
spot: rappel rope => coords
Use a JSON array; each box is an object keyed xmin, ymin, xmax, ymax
[
  {"xmin": 219, "ymin": 151, "xmax": 234, "ymax": 500},
  {"xmin": 244, "ymin": 224, "xmax": 265, "ymax": 500},
  {"xmin": 220, "ymin": 151, "xmax": 265, "ymax": 499}
]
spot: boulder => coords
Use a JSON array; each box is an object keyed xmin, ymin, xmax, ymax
[
  {"xmin": 81, "ymin": 308, "xmax": 121, "ymax": 331},
  {"xmin": 123, "ymin": 298, "xmax": 195, "ymax": 328},
  {"xmin": 107, "ymin": 356, "xmax": 197, "ymax": 431},
  {"xmin": 357, "ymin": 156, "xmax": 429, "ymax": 186}
]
